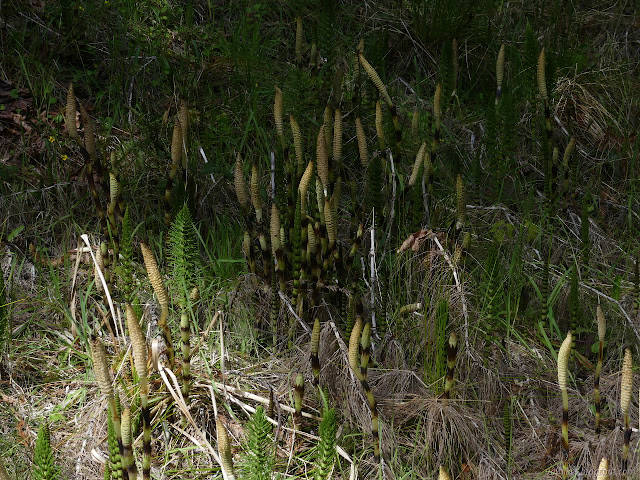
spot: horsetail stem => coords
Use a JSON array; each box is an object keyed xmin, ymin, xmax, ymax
[
  {"xmin": 409, "ymin": 142, "xmax": 427, "ymax": 187},
  {"xmin": 121, "ymin": 407, "xmax": 137, "ymax": 480},
  {"xmin": 234, "ymin": 153, "xmax": 249, "ymax": 213},
  {"xmin": 355, "ymin": 117, "xmax": 369, "ymax": 167},
  {"xmin": 443, "ymin": 332, "xmax": 458, "ymax": 400},
  {"xmin": 596, "ymin": 457, "xmax": 609, "ymax": 480},
  {"xmin": 125, "ymin": 305, "xmax": 150, "ymax": 480},
  {"xmin": 180, "ymin": 312, "xmax": 191, "ymax": 403},
  {"xmin": 250, "ymin": 163, "xmax": 262, "ymax": 224},
  {"xmin": 455, "ymin": 174, "xmax": 466, "ymax": 233},
  {"xmin": 496, "ymin": 43, "xmax": 505, "ymax": 104},
  {"xmin": 333, "ymin": 108, "xmax": 342, "ymax": 167},
  {"xmin": 311, "ymin": 318, "xmax": 321, "ymax": 387},
  {"xmin": 438, "ymin": 466, "xmax": 451, "ymax": 480},
  {"xmin": 620, "ymin": 348, "xmax": 632, "ymax": 473},
  {"xmin": 434, "ymin": 83, "xmax": 442, "ymax": 144},
  {"xmin": 91, "ymin": 335, "xmax": 127, "ymax": 479},
  {"xmin": 140, "ymin": 242, "xmax": 174, "ymax": 368},
  {"xmin": 295, "ymin": 17, "xmax": 303, "ymax": 67},
  {"xmin": 165, "ymin": 120, "xmax": 182, "ymax": 226},
  {"xmin": 79, "ymin": 101, "xmax": 96, "ymax": 160},
  {"xmin": 216, "ymin": 417, "xmax": 236, "ymax": 480},
  {"xmin": 293, "ymin": 372, "xmax": 304, "ymax": 428},
  {"xmin": 316, "ymin": 125, "xmax": 329, "ymax": 197},
  {"xmin": 274, "ymin": 86, "xmax": 284, "ymax": 149},
  {"xmin": 65, "ymin": 83, "xmax": 80, "ymax": 144},
  {"xmin": 595, "ymin": 305, "xmax": 606, "ymax": 434},
  {"xmin": 323, "ymin": 105, "xmax": 333, "ymax": 160},
  {"xmin": 557, "ymin": 331, "xmax": 572, "ymax": 479},
  {"xmin": 375, "ymin": 101, "xmax": 385, "ymax": 151}
]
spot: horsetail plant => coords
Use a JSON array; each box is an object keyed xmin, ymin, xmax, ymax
[
  {"xmin": 348, "ymin": 316, "xmax": 380, "ymax": 461},
  {"xmin": 358, "ymin": 51, "xmax": 400, "ymax": 141},
  {"xmin": 314, "ymin": 407, "xmax": 337, "ymax": 480},
  {"xmin": 496, "ymin": 43, "xmax": 506, "ymax": 104},
  {"xmin": 126, "ymin": 305, "xmax": 151, "ymax": 480},
  {"xmin": 375, "ymin": 101, "xmax": 385, "ymax": 151},
  {"xmin": 438, "ymin": 466, "xmax": 451, "ymax": 480},
  {"xmin": 293, "ymin": 372, "xmax": 305, "ymax": 429},
  {"xmin": 557, "ymin": 330, "xmax": 572, "ymax": 479},
  {"xmin": 91, "ymin": 335, "xmax": 126, "ymax": 480},
  {"xmin": 295, "ymin": 17, "xmax": 303, "ymax": 67},
  {"xmin": 443, "ymin": 332, "xmax": 458, "ymax": 400},
  {"xmin": 140, "ymin": 243, "xmax": 174, "ymax": 368},
  {"xmin": 241, "ymin": 406, "xmax": 273, "ymax": 480},
  {"xmin": 165, "ymin": 120, "xmax": 182, "ymax": 227},
  {"xmin": 596, "ymin": 457, "xmax": 610, "ymax": 480},
  {"xmin": 33, "ymin": 423, "xmax": 58, "ymax": 480},
  {"xmin": 121, "ymin": 407, "xmax": 137, "ymax": 480},
  {"xmin": 274, "ymin": 86, "xmax": 285, "ymax": 149},
  {"xmin": 595, "ymin": 305, "xmax": 606, "ymax": 434},
  {"xmin": 620, "ymin": 348, "xmax": 632, "ymax": 473},
  {"xmin": 504, "ymin": 398, "xmax": 513, "ymax": 477},
  {"xmin": 216, "ymin": 418, "xmax": 236, "ymax": 480},
  {"xmin": 167, "ymin": 203, "xmax": 199, "ymax": 404},
  {"xmin": 311, "ymin": 317, "xmax": 321, "ymax": 387}
]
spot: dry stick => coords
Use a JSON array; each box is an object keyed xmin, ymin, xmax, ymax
[
  {"xmin": 157, "ymin": 364, "xmax": 230, "ymax": 478},
  {"xmin": 81, "ymin": 234, "xmax": 120, "ymax": 341},
  {"xmin": 204, "ymin": 382, "xmax": 357, "ymax": 478},
  {"xmin": 278, "ymin": 290, "xmax": 312, "ymax": 335}
]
